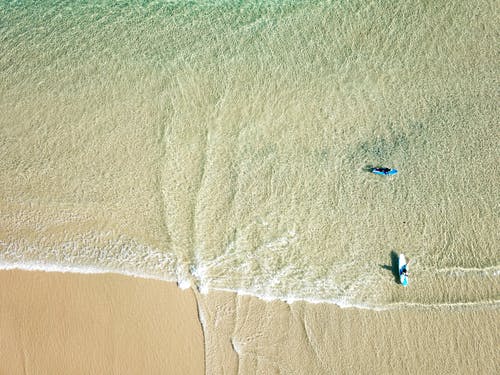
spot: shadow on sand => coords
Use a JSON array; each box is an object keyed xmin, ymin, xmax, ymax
[{"xmin": 380, "ymin": 251, "xmax": 400, "ymax": 284}]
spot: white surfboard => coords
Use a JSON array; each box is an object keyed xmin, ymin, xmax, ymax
[{"xmin": 399, "ymin": 254, "xmax": 408, "ymax": 287}]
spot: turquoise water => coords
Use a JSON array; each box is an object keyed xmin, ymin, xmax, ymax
[{"xmin": 0, "ymin": 0, "xmax": 498, "ymax": 308}]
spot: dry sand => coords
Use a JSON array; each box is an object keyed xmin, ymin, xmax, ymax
[{"xmin": 0, "ymin": 270, "xmax": 204, "ymax": 375}]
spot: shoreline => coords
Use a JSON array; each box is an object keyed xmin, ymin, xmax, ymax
[
  {"xmin": 2, "ymin": 264, "xmax": 496, "ymax": 312},
  {"xmin": 1, "ymin": 269, "xmax": 498, "ymax": 374}
]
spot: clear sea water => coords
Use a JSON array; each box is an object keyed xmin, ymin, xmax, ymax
[{"xmin": 1, "ymin": 0, "xmax": 498, "ymax": 309}]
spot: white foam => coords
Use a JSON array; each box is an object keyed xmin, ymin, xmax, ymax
[
  {"xmin": 435, "ymin": 266, "xmax": 500, "ymax": 277},
  {"xmin": 2, "ymin": 235, "xmax": 498, "ymax": 312},
  {"xmin": 184, "ymin": 281, "xmax": 500, "ymax": 311},
  {"xmin": 0, "ymin": 260, "xmax": 176, "ymax": 283},
  {"xmin": 177, "ymin": 278, "xmax": 192, "ymax": 289},
  {"xmin": 2, "ymin": 258, "xmax": 498, "ymax": 311}
]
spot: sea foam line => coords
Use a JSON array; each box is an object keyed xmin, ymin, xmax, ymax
[
  {"xmin": 2, "ymin": 259, "xmax": 498, "ymax": 312},
  {"xmin": 434, "ymin": 266, "xmax": 500, "ymax": 276},
  {"xmin": 0, "ymin": 260, "xmax": 177, "ymax": 283},
  {"xmin": 194, "ymin": 285, "xmax": 500, "ymax": 312},
  {"xmin": 1, "ymin": 238, "xmax": 498, "ymax": 311}
]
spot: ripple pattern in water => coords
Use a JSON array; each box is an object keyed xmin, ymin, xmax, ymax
[{"xmin": 0, "ymin": 0, "xmax": 498, "ymax": 308}]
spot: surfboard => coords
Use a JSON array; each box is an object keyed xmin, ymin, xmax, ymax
[
  {"xmin": 399, "ymin": 254, "xmax": 408, "ymax": 287},
  {"xmin": 371, "ymin": 168, "xmax": 398, "ymax": 176}
]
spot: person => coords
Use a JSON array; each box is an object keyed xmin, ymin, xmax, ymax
[
  {"xmin": 373, "ymin": 167, "xmax": 392, "ymax": 174},
  {"xmin": 400, "ymin": 265, "xmax": 408, "ymax": 276}
]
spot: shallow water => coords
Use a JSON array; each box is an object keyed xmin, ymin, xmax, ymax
[{"xmin": 1, "ymin": 0, "xmax": 498, "ymax": 309}]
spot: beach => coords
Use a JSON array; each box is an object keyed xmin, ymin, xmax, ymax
[
  {"xmin": 1, "ymin": 270, "xmax": 498, "ymax": 374},
  {"xmin": 0, "ymin": 1, "xmax": 498, "ymax": 373}
]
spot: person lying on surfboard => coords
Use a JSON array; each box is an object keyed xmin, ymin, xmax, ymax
[
  {"xmin": 372, "ymin": 167, "xmax": 392, "ymax": 174},
  {"xmin": 401, "ymin": 266, "xmax": 408, "ymax": 276},
  {"xmin": 400, "ymin": 259, "xmax": 411, "ymax": 276}
]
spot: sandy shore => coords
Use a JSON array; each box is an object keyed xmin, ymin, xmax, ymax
[
  {"xmin": 1, "ymin": 270, "xmax": 498, "ymax": 374},
  {"xmin": 198, "ymin": 292, "xmax": 499, "ymax": 374},
  {"xmin": 0, "ymin": 270, "xmax": 204, "ymax": 375}
]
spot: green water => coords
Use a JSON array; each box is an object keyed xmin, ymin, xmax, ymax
[{"xmin": 0, "ymin": 0, "xmax": 498, "ymax": 308}]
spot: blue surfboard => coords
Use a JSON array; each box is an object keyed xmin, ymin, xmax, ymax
[
  {"xmin": 399, "ymin": 254, "xmax": 408, "ymax": 287},
  {"xmin": 371, "ymin": 168, "xmax": 398, "ymax": 176}
]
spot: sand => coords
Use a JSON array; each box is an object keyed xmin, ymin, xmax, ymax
[
  {"xmin": 198, "ymin": 292, "xmax": 499, "ymax": 374},
  {"xmin": 1, "ymin": 270, "xmax": 497, "ymax": 374},
  {"xmin": 1, "ymin": 1, "xmax": 497, "ymax": 374},
  {"xmin": 0, "ymin": 270, "xmax": 204, "ymax": 375}
]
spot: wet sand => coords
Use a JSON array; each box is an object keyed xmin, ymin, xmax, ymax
[
  {"xmin": 198, "ymin": 291, "xmax": 499, "ymax": 374},
  {"xmin": 0, "ymin": 270, "xmax": 204, "ymax": 375}
]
